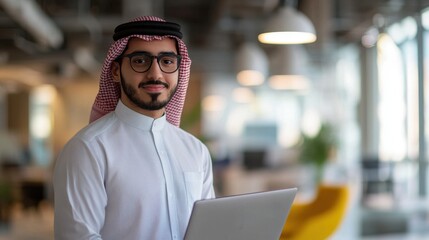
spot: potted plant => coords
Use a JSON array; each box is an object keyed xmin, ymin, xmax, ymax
[
  {"xmin": 0, "ymin": 178, "xmax": 12, "ymax": 227},
  {"xmin": 298, "ymin": 123, "xmax": 336, "ymax": 183}
]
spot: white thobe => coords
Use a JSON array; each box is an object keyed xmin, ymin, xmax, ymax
[{"xmin": 53, "ymin": 101, "xmax": 215, "ymax": 240}]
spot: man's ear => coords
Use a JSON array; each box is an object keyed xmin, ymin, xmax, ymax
[{"xmin": 111, "ymin": 61, "xmax": 121, "ymax": 82}]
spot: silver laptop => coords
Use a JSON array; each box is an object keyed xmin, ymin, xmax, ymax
[{"xmin": 184, "ymin": 187, "xmax": 297, "ymax": 240}]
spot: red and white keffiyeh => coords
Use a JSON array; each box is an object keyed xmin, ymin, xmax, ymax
[{"xmin": 89, "ymin": 16, "xmax": 191, "ymax": 127}]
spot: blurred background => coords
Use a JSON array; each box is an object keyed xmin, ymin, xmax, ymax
[{"xmin": 0, "ymin": 0, "xmax": 429, "ymax": 239}]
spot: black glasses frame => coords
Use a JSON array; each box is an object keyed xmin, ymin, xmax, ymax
[{"xmin": 118, "ymin": 52, "xmax": 182, "ymax": 74}]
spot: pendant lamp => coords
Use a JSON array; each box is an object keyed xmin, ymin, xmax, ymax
[
  {"xmin": 258, "ymin": 3, "xmax": 316, "ymax": 44},
  {"xmin": 235, "ymin": 42, "xmax": 269, "ymax": 86},
  {"xmin": 268, "ymin": 45, "xmax": 310, "ymax": 90}
]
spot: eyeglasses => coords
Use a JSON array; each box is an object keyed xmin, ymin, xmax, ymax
[{"xmin": 118, "ymin": 52, "xmax": 182, "ymax": 73}]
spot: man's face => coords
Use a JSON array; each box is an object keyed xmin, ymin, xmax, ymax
[{"xmin": 112, "ymin": 37, "xmax": 179, "ymax": 118}]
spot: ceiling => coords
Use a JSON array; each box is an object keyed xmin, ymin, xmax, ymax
[{"xmin": 0, "ymin": 0, "xmax": 428, "ymax": 82}]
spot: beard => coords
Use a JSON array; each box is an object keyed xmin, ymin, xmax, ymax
[{"xmin": 120, "ymin": 72, "xmax": 178, "ymax": 111}]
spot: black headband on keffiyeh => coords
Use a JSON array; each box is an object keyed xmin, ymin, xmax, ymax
[
  {"xmin": 113, "ymin": 21, "xmax": 183, "ymax": 40},
  {"xmin": 89, "ymin": 16, "xmax": 191, "ymax": 127}
]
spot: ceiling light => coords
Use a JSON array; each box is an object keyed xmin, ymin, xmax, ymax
[
  {"xmin": 268, "ymin": 45, "xmax": 310, "ymax": 90},
  {"xmin": 235, "ymin": 42, "xmax": 268, "ymax": 86},
  {"xmin": 202, "ymin": 95, "xmax": 226, "ymax": 112},
  {"xmin": 269, "ymin": 75, "xmax": 309, "ymax": 90},
  {"xmin": 232, "ymin": 87, "xmax": 255, "ymax": 103},
  {"xmin": 258, "ymin": 5, "xmax": 316, "ymax": 44}
]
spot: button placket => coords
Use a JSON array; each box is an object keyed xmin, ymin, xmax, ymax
[{"xmin": 152, "ymin": 128, "xmax": 179, "ymax": 239}]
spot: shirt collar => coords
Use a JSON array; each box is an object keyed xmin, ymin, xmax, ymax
[{"xmin": 115, "ymin": 100, "xmax": 166, "ymax": 131}]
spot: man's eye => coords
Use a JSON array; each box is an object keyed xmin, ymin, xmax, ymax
[
  {"xmin": 161, "ymin": 57, "xmax": 176, "ymax": 65},
  {"xmin": 133, "ymin": 57, "xmax": 147, "ymax": 64},
  {"xmin": 162, "ymin": 60, "xmax": 173, "ymax": 65}
]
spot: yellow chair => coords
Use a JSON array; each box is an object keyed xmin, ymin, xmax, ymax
[{"xmin": 280, "ymin": 184, "xmax": 349, "ymax": 240}]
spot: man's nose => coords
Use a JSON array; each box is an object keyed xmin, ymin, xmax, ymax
[{"xmin": 146, "ymin": 58, "xmax": 163, "ymax": 78}]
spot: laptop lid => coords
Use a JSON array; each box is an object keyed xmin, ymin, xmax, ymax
[{"xmin": 184, "ymin": 187, "xmax": 297, "ymax": 240}]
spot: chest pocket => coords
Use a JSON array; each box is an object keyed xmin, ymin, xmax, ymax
[{"xmin": 184, "ymin": 171, "xmax": 203, "ymax": 211}]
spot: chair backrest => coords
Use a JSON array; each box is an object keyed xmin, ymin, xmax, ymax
[
  {"xmin": 312, "ymin": 184, "xmax": 349, "ymax": 213},
  {"xmin": 280, "ymin": 184, "xmax": 349, "ymax": 240}
]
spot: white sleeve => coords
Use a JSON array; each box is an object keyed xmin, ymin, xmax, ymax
[{"xmin": 53, "ymin": 137, "xmax": 106, "ymax": 240}]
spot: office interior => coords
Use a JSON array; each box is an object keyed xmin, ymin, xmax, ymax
[{"xmin": 0, "ymin": 0, "xmax": 429, "ymax": 239}]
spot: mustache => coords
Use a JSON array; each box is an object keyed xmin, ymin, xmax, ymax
[{"xmin": 138, "ymin": 80, "xmax": 169, "ymax": 88}]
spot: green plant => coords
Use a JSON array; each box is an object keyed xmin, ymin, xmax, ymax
[
  {"xmin": 0, "ymin": 179, "xmax": 12, "ymax": 225},
  {"xmin": 0, "ymin": 180, "xmax": 12, "ymax": 203},
  {"xmin": 298, "ymin": 123, "xmax": 336, "ymax": 183}
]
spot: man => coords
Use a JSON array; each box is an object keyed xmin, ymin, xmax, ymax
[{"xmin": 53, "ymin": 16, "xmax": 216, "ymax": 240}]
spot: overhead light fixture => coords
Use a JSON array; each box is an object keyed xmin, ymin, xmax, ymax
[
  {"xmin": 202, "ymin": 95, "xmax": 226, "ymax": 112},
  {"xmin": 258, "ymin": 3, "xmax": 316, "ymax": 44},
  {"xmin": 232, "ymin": 87, "xmax": 255, "ymax": 103},
  {"xmin": 269, "ymin": 75, "xmax": 309, "ymax": 90},
  {"xmin": 268, "ymin": 45, "xmax": 310, "ymax": 90},
  {"xmin": 235, "ymin": 42, "xmax": 268, "ymax": 86}
]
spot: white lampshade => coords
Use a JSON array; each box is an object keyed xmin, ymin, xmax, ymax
[
  {"xmin": 258, "ymin": 6, "xmax": 316, "ymax": 44},
  {"xmin": 235, "ymin": 42, "xmax": 268, "ymax": 86},
  {"xmin": 268, "ymin": 45, "xmax": 310, "ymax": 90}
]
